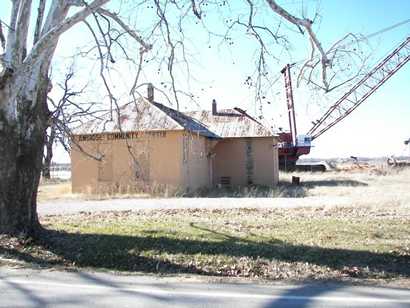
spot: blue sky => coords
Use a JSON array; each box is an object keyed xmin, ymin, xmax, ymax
[
  {"xmin": 191, "ymin": 0, "xmax": 410, "ymax": 159},
  {"xmin": 299, "ymin": 0, "xmax": 410, "ymax": 158},
  {"xmin": 1, "ymin": 0, "xmax": 409, "ymax": 161}
]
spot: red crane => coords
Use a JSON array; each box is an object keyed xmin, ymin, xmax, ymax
[{"xmin": 278, "ymin": 36, "xmax": 410, "ymax": 170}]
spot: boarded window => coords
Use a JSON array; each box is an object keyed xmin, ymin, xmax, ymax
[
  {"xmin": 134, "ymin": 151, "xmax": 150, "ymax": 182},
  {"xmin": 98, "ymin": 144, "xmax": 113, "ymax": 182},
  {"xmin": 129, "ymin": 140, "xmax": 150, "ymax": 183}
]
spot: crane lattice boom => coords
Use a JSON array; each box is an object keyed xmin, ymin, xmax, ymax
[{"xmin": 308, "ymin": 37, "xmax": 410, "ymax": 140}]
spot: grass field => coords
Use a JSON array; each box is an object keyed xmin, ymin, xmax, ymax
[
  {"xmin": 37, "ymin": 181, "xmax": 151, "ymax": 202},
  {"xmin": 1, "ymin": 206, "xmax": 409, "ymax": 283},
  {"xmin": 38, "ymin": 167, "xmax": 410, "ymax": 207},
  {"xmin": 37, "ymin": 181, "xmax": 73, "ymax": 202},
  {"xmin": 2, "ymin": 167, "xmax": 409, "ymax": 284},
  {"xmin": 283, "ymin": 168, "xmax": 410, "ymax": 207}
]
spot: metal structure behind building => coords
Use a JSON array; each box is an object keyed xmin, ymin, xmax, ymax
[
  {"xmin": 281, "ymin": 64, "xmax": 298, "ymax": 146},
  {"xmin": 308, "ymin": 37, "xmax": 410, "ymax": 139},
  {"xmin": 278, "ymin": 64, "xmax": 311, "ymax": 170},
  {"xmin": 278, "ymin": 36, "xmax": 410, "ymax": 170}
]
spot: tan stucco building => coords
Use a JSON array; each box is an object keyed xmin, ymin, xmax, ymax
[{"xmin": 71, "ymin": 96, "xmax": 279, "ymax": 194}]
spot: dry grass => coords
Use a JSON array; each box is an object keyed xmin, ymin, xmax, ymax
[
  {"xmin": 38, "ymin": 167, "xmax": 410, "ymax": 206},
  {"xmin": 280, "ymin": 167, "xmax": 410, "ymax": 209},
  {"xmin": 37, "ymin": 182, "xmax": 74, "ymax": 202},
  {"xmin": 1, "ymin": 206, "xmax": 409, "ymax": 284},
  {"xmin": 4, "ymin": 166, "xmax": 409, "ymax": 284},
  {"xmin": 37, "ymin": 181, "xmax": 152, "ymax": 202}
]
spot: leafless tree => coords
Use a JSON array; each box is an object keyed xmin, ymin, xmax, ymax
[
  {"xmin": 0, "ymin": 0, "xmax": 150, "ymax": 235},
  {"xmin": 0, "ymin": 0, "xmax": 367, "ymax": 236},
  {"xmin": 42, "ymin": 64, "xmax": 100, "ymax": 179}
]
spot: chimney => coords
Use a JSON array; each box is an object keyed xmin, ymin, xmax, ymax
[
  {"xmin": 147, "ymin": 83, "xmax": 154, "ymax": 102},
  {"xmin": 212, "ymin": 99, "xmax": 217, "ymax": 115}
]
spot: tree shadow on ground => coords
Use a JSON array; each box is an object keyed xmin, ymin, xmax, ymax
[
  {"xmin": 263, "ymin": 282, "xmax": 346, "ymax": 308},
  {"xmin": 1, "ymin": 226, "xmax": 408, "ymax": 280},
  {"xmin": 261, "ymin": 281, "xmax": 410, "ymax": 308}
]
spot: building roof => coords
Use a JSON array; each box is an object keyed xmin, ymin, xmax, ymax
[
  {"xmin": 151, "ymin": 102, "xmax": 219, "ymax": 138},
  {"xmin": 73, "ymin": 97, "xmax": 275, "ymax": 139},
  {"xmin": 72, "ymin": 98, "xmax": 216, "ymax": 137},
  {"xmin": 185, "ymin": 109, "xmax": 273, "ymax": 138}
]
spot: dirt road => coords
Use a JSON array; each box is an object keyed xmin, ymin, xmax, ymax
[{"xmin": 37, "ymin": 196, "xmax": 353, "ymax": 216}]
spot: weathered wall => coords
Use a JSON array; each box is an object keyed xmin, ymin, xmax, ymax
[
  {"xmin": 181, "ymin": 132, "xmax": 210, "ymax": 191},
  {"xmin": 71, "ymin": 130, "xmax": 184, "ymax": 194},
  {"xmin": 71, "ymin": 131, "xmax": 279, "ymax": 194},
  {"xmin": 212, "ymin": 138, "xmax": 246, "ymax": 187},
  {"xmin": 212, "ymin": 137, "xmax": 278, "ymax": 187},
  {"xmin": 252, "ymin": 137, "xmax": 279, "ymax": 186},
  {"xmin": 71, "ymin": 141, "xmax": 100, "ymax": 194},
  {"xmin": 272, "ymin": 144, "xmax": 279, "ymax": 185}
]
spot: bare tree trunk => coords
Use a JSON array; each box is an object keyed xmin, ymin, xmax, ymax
[
  {"xmin": 42, "ymin": 126, "xmax": 56, "ymax": 180},
  {"xmin": 0, "ymin": 0, "xmax": 115, "ymax": 237},
  {"xmin": 0, "ymin": 77, "xmax": 49, "ymax": 236}
]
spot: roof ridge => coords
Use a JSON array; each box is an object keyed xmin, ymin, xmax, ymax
[
  {"xmin": 151, "ymin": 101, "xmax": 219, "ymax": 138},
  {"xmin": 147, "ymin": 100, "xmax": 186, "ymax": 131}
]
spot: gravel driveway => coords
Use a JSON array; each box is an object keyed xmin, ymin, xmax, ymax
[{"xmin": 38, "ymin": 196, "xmax": 351, "ymax": 216}]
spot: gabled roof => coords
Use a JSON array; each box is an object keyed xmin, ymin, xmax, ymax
[
  {"xmin": 150, "ymin": 102, "xmax": 219, "ymax": 138},
  {"xmin": 72, "ymin": 98, "xmax": 181, "ymax": 134},
  {"xmin": 73, "ymin": 97, "xmax": 275, "ymax": 138},
  {"xmin": 185, "ymin": 109, "xmax": 273, "ymax": 138},
  {"xmin": 73, "ymin": 98, "xmax": 216, "ymax": 137}
]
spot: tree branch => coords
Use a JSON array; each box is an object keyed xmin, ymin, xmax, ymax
[
  {"xmin": 24, "ymin": 0, "xmax": 110, "ymax": 68},
  {"xmin": 97, "ymin": 8, "xmax": 152, "ymax": 52},
  {"xmin": 0, "ymin": 22, "xmax": 6, "ymax": 50},
  {"xmin": 33, "ymin": 0, "xmax": 46, "ymax": 45},
  {"xmin": 190, "ymin": 0, "xmax": 202, "ymax": 19},
  {"xmin": 4, "ymin": 0, "xmax": 33, "ymax": 66},
  {"xmin": 265, "ymin": 0, "xmax": 331, "ymax": 90}
]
